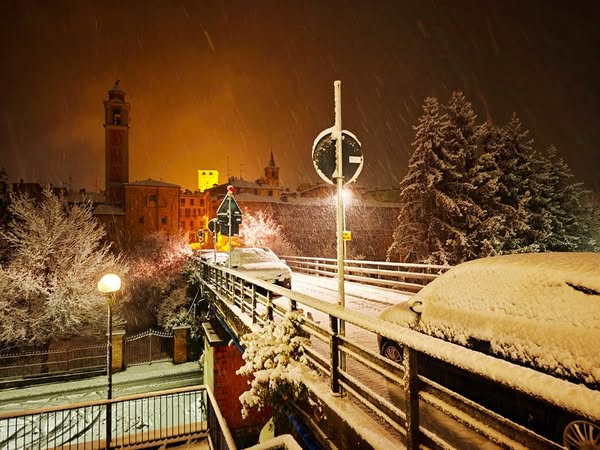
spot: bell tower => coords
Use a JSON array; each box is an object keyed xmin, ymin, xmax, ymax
[
  {"xmin": 263, "ymin": 151, "xmax": 279, "ymax": 186},
  {"xmin": 103, "ymin": 80, "xmax": 130, "ymax": 206}
]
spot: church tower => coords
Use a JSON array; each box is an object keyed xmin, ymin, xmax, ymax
[
  {"xmin": 263, "ymin": 151, "xmax": 279, "ymax": 186},
  {"xmin": 103, "ymin": 80, "xmax": 130, "ymax": 206}
]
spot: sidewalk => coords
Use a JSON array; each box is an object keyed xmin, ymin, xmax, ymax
[{"xmin": 0, "ymin": 361, "xmax": 203, "ymax": 413}]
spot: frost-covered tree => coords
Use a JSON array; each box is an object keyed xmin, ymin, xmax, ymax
[
  {"xmin": 123, "ymin": 230, "xmax": 192, "ymax": 333},
  {"xmin": 237, "ymin": 311, "xmax": 314, "ymax": 419},
  {"xmin": 388, "ymin": 93, "xmax": 480, "ymax": 264},
  {"xmin": 390, "ymin": 93, "xmax": 597, "ymax": 264},
  {"xmin": 239, "ymin": 209, "xmax": 299, "ymax": 256},
  {"xmin": 0, "ymin": 188, "xmax": 125, "ymax": 349},
  {"xmin": 387, "ymin": 97, "xmax": 447, "ymax": 263},
  {"xmin": 535, "ymin": 146, "xmax": 598, "ymax": 251}
]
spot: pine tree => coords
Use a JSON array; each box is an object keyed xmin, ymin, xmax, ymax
[
  {"xmin": 388, "ymin": 93, "xmax": 481, "ymax": 264},
  {"xmin": 440, "ymin": 92, "xmax": 482, "ymax": 262},
  {"xmin": 387, "ymin": 97, "xmax": 447, "ymax": 263}
]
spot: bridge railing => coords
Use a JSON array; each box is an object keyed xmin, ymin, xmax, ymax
[
  {"xmin": 282, "ymin": 255, "xmax": 450, "ymax": 293},
  {"xmin": 0, "ymin": 385, "xmax": 236, "ymax": 450},
  {"xmin": 199, "ymin": 261, "xmax": 600, "ymax": 450}
]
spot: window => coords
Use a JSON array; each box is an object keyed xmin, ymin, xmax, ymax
[
  {"xmin": 161, "ymin": 216, "xmax": 167, "ymax": 225},
  {"xmin": 180, "ymin": 198, "xmax": 185, "ymax": 206},
  {"xmin": 190, "ymin": 199, "xmax": 195, "ymax": 206},
  {"xmin": 148, "ymin": 194, "xmax": 157, "ymax": 206},
  {"xmin": 184, "ymin": 208, "xmax": 191, "ymax": 217},
  {"xmin": 138, "ymin": 216, "xmax": 144, "ymax": 224},
  {"xmin": 268, "ymin": 190, "xmax": 273, "ymax": 197},
  {"xmin": 113, "ymin": 110, "xmax": 121, "ymax": 125}
]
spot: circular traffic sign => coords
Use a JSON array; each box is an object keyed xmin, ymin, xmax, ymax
[{"xmin": 312, "ymin": 128, "xmax": 363, "ymax": 185}]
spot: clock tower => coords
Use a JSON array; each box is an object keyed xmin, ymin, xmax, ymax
[{"xmin": 104, "ymin": 80, "xmax": 130, "ymax": 206}]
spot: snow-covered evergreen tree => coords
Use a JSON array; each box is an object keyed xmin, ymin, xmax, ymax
[
  {"xmin": 388, "ymin": 93, "xmax": 481, "ymax": 264},
  {"xmin": 0, "ymin": 188, "xmax": 125, "ymax": 349},
  {"xmin": 390, "ymin": 93, "xmax": 598, "ymax": 264},
  {"xmin": 387, "ymin": 97, "xmax": 447, "ymax": 263},
  {"xmin": 536, "ymin": 146, "xmax": 597, "ymax": 251}
]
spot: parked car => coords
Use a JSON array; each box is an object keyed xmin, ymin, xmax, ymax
[
  {"xmin": 198, "ymin": 249, "xmax": 229, "ymax": 265},
  {"xmin": 378, "ymin": 252, "xmax": 600, "ymax": 444},
  {"xmin": 226, "ymin": 247, "xmax": 292, "ymax": 289}
]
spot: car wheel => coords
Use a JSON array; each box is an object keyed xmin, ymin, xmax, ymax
[
  {"xmin": 382, "ymin": 341, "xmax": 404, "ymax": 364},
  {"xmin": 563, "ymin": 420, "xmax": 600, "ymax": 449}
]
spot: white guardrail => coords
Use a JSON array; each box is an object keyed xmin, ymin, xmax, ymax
[{"xmin": 282, "ymin": 255, "xmax": 451, "ymax": 293}]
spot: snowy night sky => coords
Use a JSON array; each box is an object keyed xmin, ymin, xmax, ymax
[{"xmin": 0, "ymin": 0, "xmax": 599, "ymax": 192}]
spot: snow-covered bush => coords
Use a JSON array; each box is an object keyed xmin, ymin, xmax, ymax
[
  {"xmin": 122, "ymin": 231, "xmax": 192, "ymax": 333},
  {"xmin": 239, "ymin": 210, "xmax": 299, "ymax": 256},
  {"xmin": 237, "ymin": 311, "xmax": 314, "ymax": 419}
]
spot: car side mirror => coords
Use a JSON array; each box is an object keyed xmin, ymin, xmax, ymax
[{"xmin": 410, "ymin": 300, "xmax": 424, "ymax": 314}]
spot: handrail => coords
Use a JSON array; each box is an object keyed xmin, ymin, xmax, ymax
[
  {"xmin": 0, "ymin": 384, "xmax": 236, "ymax": 450},
  {"xmin": 198, "ymin": 261, "xmax": 599, "ymax": 449},
  {"xmin": 282, "ymin": 255, "xmax": 451, "ymax": 293}
]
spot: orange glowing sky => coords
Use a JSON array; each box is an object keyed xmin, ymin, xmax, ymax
[{"xmin": 1, "ymin": 1, "xmax": 599, "ymax": 192}]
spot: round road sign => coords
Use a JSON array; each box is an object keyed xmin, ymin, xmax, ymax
[{"xmin": 312, "ymin": 128, "xmax": 363, "ymax": 185}]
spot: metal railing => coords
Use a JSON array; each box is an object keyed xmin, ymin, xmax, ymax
[
  {"xmin": 199, "ymin": 261, "xmax": 600, "ymax": 450},
  {"xmin": 0, "ymin": 344, "xmax": 106, "ymax": 385},
  {"xmin": 0, "ymin": 385, "xmax": 236, "ymax": 449},
  {"xmin": 282, "ymin": 255, "xmax": 450, "ymax": 293}
]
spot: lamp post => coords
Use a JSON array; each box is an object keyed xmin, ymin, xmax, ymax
[{"xmin": 97, "ymin": 273, "xmax": 121, "ymax": 450}]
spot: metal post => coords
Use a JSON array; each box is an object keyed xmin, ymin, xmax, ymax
[
  {"xmin": 228, "ymin": 194, "xmax": 232, "ymax": 266},
  {"xmin": 106, "ymin": 294, "xmax": 113, "ymax": 450},
  {"xmin": 334, "ymin": 80, "xmax": 346, "ymax": 388}
]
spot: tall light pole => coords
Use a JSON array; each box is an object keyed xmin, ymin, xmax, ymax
[{"xmin": 98, "ymin": 273, "xmax": 121, "ymax": 450}]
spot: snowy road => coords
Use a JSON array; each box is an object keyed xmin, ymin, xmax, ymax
[{"xmin": 289, "ymin": 272, "xmax": 503, "ymax": 450}]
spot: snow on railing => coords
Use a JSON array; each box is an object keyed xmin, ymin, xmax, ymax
[
  {"xmin": 282, "ymin": 255, "xmax": 451, "ymax": 293},
  {"xmin": 198, "ymin": 261, "xmax": 598, "ymax": 450},
  {"xmin": 0, "ymin": 385, "xmax": 236, "ymax": 450}
]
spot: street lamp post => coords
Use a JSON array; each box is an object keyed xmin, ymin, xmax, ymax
[{"xmin": 97, "ymin": 273, "xmax": 121, "ymax": 450}]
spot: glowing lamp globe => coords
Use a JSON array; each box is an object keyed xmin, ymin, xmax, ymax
[{"xmin": 98, "ymin": 273, "xmax": 122, "ymax": 294}]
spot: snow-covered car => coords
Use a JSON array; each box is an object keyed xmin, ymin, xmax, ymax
[
  {"xmin": 198, "ymin": 249, "xmax": 228, "ymax": 265},
  {"xmin": 379, "ymin": 252, "xmax": 600, "ymax": 386},
  {"xmin": 227, "ymin": 247, "xmax": 292, "ymax": 289},
  {"xmin": 378, "ymin": 252, "xmax": 600, "ymax": 443}
]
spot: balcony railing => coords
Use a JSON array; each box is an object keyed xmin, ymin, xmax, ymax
[{"xmin": 0, "ymin": 385, "xmax": 236, "ymax": 449}]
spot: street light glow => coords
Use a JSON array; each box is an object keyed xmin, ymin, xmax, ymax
[{"xmin": 98, "ymin": 273, "xmax": 121, "ymax": 293}]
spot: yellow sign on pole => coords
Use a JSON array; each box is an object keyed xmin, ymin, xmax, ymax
[{"xmin": 342, "ymin": 230, "xmax": 352, "ymax": 241}]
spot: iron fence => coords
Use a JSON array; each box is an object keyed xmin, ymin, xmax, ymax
[
  {"xmin": 0, "ymin": 385, "xmax": 236, "ymax": 449},
  {"xmin": 0, "ymin": 344, "xmax": 106, "ymax": 383}
]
